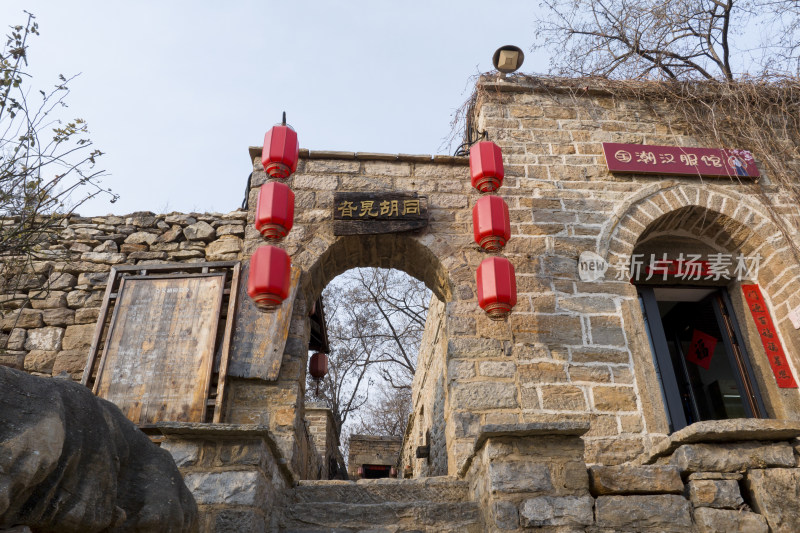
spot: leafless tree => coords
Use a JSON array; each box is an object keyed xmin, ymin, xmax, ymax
[
  {"xmin": 351, "ymin": 386, "xmax": 411, "ymax": 439},
  {"xmin": 0, "ymin": 12, "xmax": 117, "ymax": 318},
  {"xmin": 306, "ymin": 267, "xmax": 430, "ymax": 437},
  {"xmin": 532, "ymin": 0, "xmax": 800, "ymax": 80}
]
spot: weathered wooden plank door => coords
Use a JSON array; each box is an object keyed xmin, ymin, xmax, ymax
[{"xmin": 93, "ymin": 273, "xmax": 225, "ymax": 424}]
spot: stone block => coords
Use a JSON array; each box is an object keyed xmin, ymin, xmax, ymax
[
  {"xmin": 745, "ymin": 468, "xmax": 800, "ymax": 533},
  {"xmin": 540, "ymin": 385, "xmax": 586, "ymax": 411},
  {"xmin": 488, "ymin": 461, "xmax": 552, "ymax": 494},
  {"xmin": 7, "ymin": 328, "xmax": 26, "ymax": 350},
  {"xmin": 80, "ymin": 252, "xmax": 126, "ymax": 264},
  {"xmin": 161, "ymin": 440, "xmax": 201, "ymax": 467},
  {"xmin": 2, "ymin": 309, "xmax": 43, "ymax": 331},
  {"xmin": 519, "ymin": 495, "xmax": 594, "ymax": 527},
  {"xmin": 510, "ymin": 314, "xmax": 583, "ymax": 345},
  {"xmin": 47, "ymin": 272, "xmax": 76, "ymax": 290},
  {"xmin": 77, "ymin": 272, "xmax": 109, "ymax": 287},
  {"xmin": 451, "ymin": 381, "xmax": 518, "ymax": 410},
  {"xmin": 693, "ymin": 507, "xmax": 769, "ymax": 533},
  {"xmin": 0, "ymin": 353, "xmax": 25, "ymax": 370},
  {"xmin": 491, "ymin": 500, "xmax": 519, "ymax": 530},
  {"xmin": 183, "ymin": 221, "xmax": 216, "ymax": 241},
  {"xmin": 182, "ymin": 470, "xmax": 266, "ymax": 506},
  {"xmin": 205, "ymin": 236, "xmax": 241, "ymax": 261},
  {"xmin": 61, "ymin": 324, "xmax": 97, "ymax": 351},
  {"xmin": 52, "ymin": 349, "xmax": 88, "ymax": 376},
  {"xmin": 42, "ymin": 308, "xmax": 75, "ymax": 327},
  {"xmin": 124, "ymin": 231, "xmax": 158, "ymax": 245},
  {"xmin": 24, "ymin": 350, "xmax": 58, "ymax": 373},
  {"xmin": 75, "ymin": 307, "xmax": 100, "ymax": 324},
  {"xmin": 479, "ymin": 361, "xmax": 516, "ymax": 378},
  {"xmin": 29, "ymin": 292, "xmax": 67, "ymax": 309},
  {"xmin": 595, "ymin": 494, "xmax": 692, "ymax": 531},
  {"xmin": 24, "ymin": 327, "xmax": 64, "ymax": 352},
  {"xmin": 214, "ymin": 509, "xmax": 265, "ymax": 533},
  {"xmin": 670, "ymin": 442, "xmax": 795, "ymax": 473},
  {"xmin": 589, "ymin": 465, "xmax": 683, "ymax": 495},
  {"xmin": 519, "ymin": 361, "xmax": 567, "ymax": 383},
  {"xmin": 592, "ymin": 386, "xmax": 638, "ymax": 411},
  {"xmin": 688, "ymin": 479, "xmax": 744, "ymax": 509}
]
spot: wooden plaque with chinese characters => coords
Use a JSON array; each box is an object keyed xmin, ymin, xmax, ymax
[
  {"xmin": 602, "ymin": 143, "xmax": 760, "ymax": 178},
  {"xmin": 333, "ymin": 192, "xmax": 428, "ymax": 235},
  {"xmin": 93, "ymin": 274, "xmax": 225, "ymax": 424}
]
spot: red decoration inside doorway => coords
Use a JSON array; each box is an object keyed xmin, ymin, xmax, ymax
[{"xmin": 686, "ymin": 329, "xmax": 718, "ymax": 370}]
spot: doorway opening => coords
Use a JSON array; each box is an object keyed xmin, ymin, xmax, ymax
[{"xmin": 639, "ymin": 286, "xmax": 766, "ymax": 432}]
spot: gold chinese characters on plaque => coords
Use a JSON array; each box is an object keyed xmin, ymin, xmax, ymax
[{"xmin": 333, "ymin": 192, "xmax": 428, "ymax": 235}]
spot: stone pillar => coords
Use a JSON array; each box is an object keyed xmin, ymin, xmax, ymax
[
  {"xmin": 462, "ymin": 419, "xmax": 593, "ymax": 531},
  {"xmin": 157, "ymin": 423, "xmax": 294, "ymax": 533}
]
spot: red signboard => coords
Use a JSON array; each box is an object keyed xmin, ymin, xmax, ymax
[
  {"xmin": 742, "ymin": 284, "xmax": 797, "ymax": 388},
  {"xmin": 686, "ymin": 329, "xmax": 718, "ymax": 370},
  {"xmin": 602, "ymin": 143, "xmax": 759, "ymax": 178}
]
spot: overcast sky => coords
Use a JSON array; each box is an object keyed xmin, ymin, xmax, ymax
[{"xmin": 1, "ymin": 1, "xmax": 548, "ymax": 216}]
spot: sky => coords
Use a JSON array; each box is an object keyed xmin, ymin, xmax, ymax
[{"xmin": 1, "ymin": 1, "xmax": 549, "ymax": 216}]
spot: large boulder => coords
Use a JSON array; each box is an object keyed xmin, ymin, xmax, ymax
[{"xmin": 0, "ymin": 366, "xmax": 197, "ymax": 532}]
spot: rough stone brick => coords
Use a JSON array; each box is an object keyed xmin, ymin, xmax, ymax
[
  {"xmin": 688, "ymin": 479, "xmax": 744, "ymax": 509},
  {"xmin": 745, "ymin": 468, "xmax": 800, "ymax": 532},
  {"xmin": 488, "ymin": 461, "xmax": 552, "ymax": 493},
  {"xmin": 2, "ymin": 309, "xmax": 43, "ymax": 331},
  {"xmin": 23, "ymin": 350, "xmax": 58, "ymax": 373},
  {"xmin": 670, "ymin": 442, "xmax": 795, "ymax": 473},
  {"xmin": 479, "ymin": 361, "xmax": 516, "ymax": 378},
  {"xmin": 451, "ymin": 382, "xmax": 518, "ymax": 410},
  {"xmin": 24, "ymin": 327, "xmax": 64, "ymax": 352},
  {"xmin": 183, "ymin": 470, "xmax": 266, "ymax": 506},
  {"xmin": 519, "ymin": 495, "xmax": 594, "ymax": 527},
  {"xmin": 589, "ymin": 465, "xmax": 683, "ymax": 495},
  {"xmin": 61, "ymin": 324, "xmax": 96, "ymax": 351},
  {"xmin": 519, "ymin": 361, "xmax": 567, "ymax": 383},
  {"xmin": 540, "ymin": 385, "xmax": 587, "ymax": 411},
  {"xmin": 592, "ymin": 386, "xmax": 638, "ymax": 411},
  {"xmin": 595, "ymin": 494, "xmax": 692, "ymax": 531},
  {"xmin": 693, "ymin": 507, "xmax": 769, "ymax": 533}
]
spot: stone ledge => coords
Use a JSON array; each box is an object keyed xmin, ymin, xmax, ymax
[
  {"xmin": 636, "ymin": 419, "xmax": 800, "ymax": 465},
  {"xmin": 247, "ymin": 147, "xmax": 469, "ymax": 165},
  {"xmin": 458, "ymin": 418, "xmax": 591, "ymax": 478},
  {"xmin": 150, "ymin": 422, "xmax": 296, "ymax": 486}
]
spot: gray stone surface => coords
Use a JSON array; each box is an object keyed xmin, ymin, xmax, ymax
[
  {"xmin": 688, "ymin": 479, "xmax": 744, "ymax": 509},
  {"xmin": 670, "ymin": 442, "xmax": 795, "ymax": 473},
  {"xmin": 23, "ymin": 326, "xmax": 63, "ymax": 352},
  {"xmin": 183, "ymin": 471, "xmax": 266, "ymax": 506},
  {"xmin": 488, "ymin": 461, "xmax": 552, "ymax": 493},
  {"xmin": 214, "ymin": 509, "xmax": 265, "ymax": 533},
  {"xmin": 589, "ymin": 464, "xmax": 683, "ymax": 495},
  {"xmin": 183, "ymin": 221, "xmax": 215, "ymax": 241},
  {"xmin": 0, "ymin": 366, "xmax": 197, "ymax": 532},
  {"xmin": 519, "ymin": 495, "xmax": 594, "ymax": 527},
  {"xmin": 745, "ymin": 468, "xmax": 800, "ymax": 533},
  {"xmin": 640, "ymin": 420, "xmax": 800, "ymax": 464},
  {"xmin": 693, "ymin": 507, "xmax": 769, "ymax": 533},
  {"xmin": 595, "ymin": 494, "xmax": 692, "ymax": 531},
  {"xmin": 491, "ymin": 500, "xmax": 519, "ymax": 530}
]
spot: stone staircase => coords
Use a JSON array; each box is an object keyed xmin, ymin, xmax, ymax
[{"xmin": 272, "ymin": 476, "xmax": 483, "ymax": 532}]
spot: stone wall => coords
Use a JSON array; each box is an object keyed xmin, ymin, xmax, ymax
[
  {"xmin": 0, "ymin": 210, "xmax": 245, "ymax": 379},
  {"xmin": 347, "ymin": 435, "xmax": 402, "ymax": 479},
  {"xmin": 400, "ymin": 296, "xmax": 449, "ymax": 477},
  {"xmin": 305, "ymin": 402, "xmax": 347, "ymax": 479},
  {"xmin": 462, "ymin": 419, "xmax": 800, "ymax": 532}
]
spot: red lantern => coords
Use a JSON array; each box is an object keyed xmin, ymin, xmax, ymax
[
  {"xmin": 309, "ymin": 352, "xmax": 328, "ymax": 380},
  {"xmin": 262, "ymin": 123, "xmax": 299, "ymax": 179},
  {"xmin": 469, "ymin": 141, "xmax": 504, "ymax": 192},
  {"xmin": 255, "ymin": 181, "xmax": 295, "ymax": 239},
  {"xmin": 247, "ymin": 245, "xmax": 291, "ymax": 311},
  {"xmin": 473, "ymin": 195, "xmax": 511, "ymax": 251},
  {"xmin": 477, "ymin": 257, "xmax": 517, "ymax": 320}
]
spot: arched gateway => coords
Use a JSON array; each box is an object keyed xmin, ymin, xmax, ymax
[{"xmin": 4, "ymin": 77, "xmax": 800, "ymax": 531}]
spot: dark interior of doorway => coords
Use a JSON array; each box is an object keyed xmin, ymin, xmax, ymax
[{"xmin": 639, "ymin": 286, "xmax": 765, "ymax": 432}]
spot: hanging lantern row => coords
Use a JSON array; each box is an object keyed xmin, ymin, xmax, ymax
[
  {"xmin": 247, "ymin": 114, "xmax": 300, "ymax": 311},
  {"xmin": 469, "ymin": 141, "xmax": 517, "ymax": 320}
]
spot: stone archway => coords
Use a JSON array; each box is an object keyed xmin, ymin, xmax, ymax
[{"xmin": 603, "ymin": 183, "xmax": 800, "ymax": 432}]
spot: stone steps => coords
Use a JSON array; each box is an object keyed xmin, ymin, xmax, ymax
[{"xmin": 273, "ymin": 477, "xmax": 483, "ymax": 532}]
